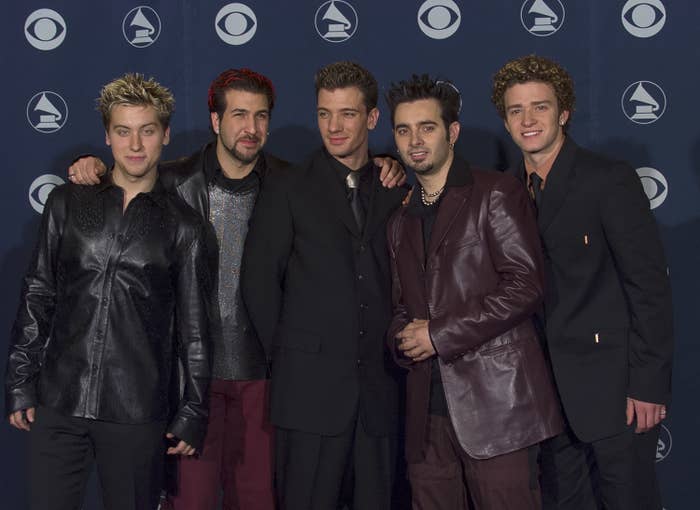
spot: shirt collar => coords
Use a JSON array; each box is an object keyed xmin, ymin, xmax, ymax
[{"xmin": 96, "ymin": 168, "xmax": 169, "ymax": 209}]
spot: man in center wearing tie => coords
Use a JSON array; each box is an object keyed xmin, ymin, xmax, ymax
[{"xmin": 241, "ymin": 61, "xmax": 408, "ymax": 510}]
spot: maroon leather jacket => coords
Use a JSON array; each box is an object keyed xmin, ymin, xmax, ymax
[{"xmin": 387, "ymin": 158, "xmax": 562, "ymax": 461}]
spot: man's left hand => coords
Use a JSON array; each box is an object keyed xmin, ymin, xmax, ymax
[
  {"xmin": 374, "ymin": 156, "xmax": 406, "ymax": 188},
  {"xmin": 166, "ymin": 432, "xmax": 196, "ymax": 456},
  {"xmin": 396, "ymin": 319, "xmax": 435, "ymax": 362},
  {"xmin": 626, "ymin": 397, "xmax": 666, "ymax": 433}
]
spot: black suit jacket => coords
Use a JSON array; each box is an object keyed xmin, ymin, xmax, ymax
[
  {"xmin": 241, "ymin": 149, "xmax": 407, "ymax": 436},
  {"xmin": 511, "ymin": 137, "xmax": 673, "ymax": 442}
]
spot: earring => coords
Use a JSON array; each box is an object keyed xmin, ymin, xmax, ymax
[{"xmin": 449, "ymin": 142, "xmax": 455, "ymax": 150}]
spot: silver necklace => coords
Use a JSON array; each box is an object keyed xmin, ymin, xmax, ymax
[{"xmin": 420, "ymin": 185, "xmax": 445, "ymax": 206}]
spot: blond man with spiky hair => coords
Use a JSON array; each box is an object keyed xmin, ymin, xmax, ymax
[{"xmin": 5, "ymin": 73, "xmax": 212, "ymax": 510}]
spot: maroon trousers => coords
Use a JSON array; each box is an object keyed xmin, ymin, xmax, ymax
[
  {"xmin": 408, "ymin": 414, "xmax": 541, "ymax": 510},
  {"xmin": 164, "ymin": 379, "xmax": 275, "ymax": 510}
]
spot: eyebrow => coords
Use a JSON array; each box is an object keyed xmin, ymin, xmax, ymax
[
  {"xmin": 317, "ymin": 107, "xmax": 361, "ymax": 113},
  {"xmin": 112, "ymin": 122, "xmax": 158, "ymax": 129},
  {"xmin": 394, "ymin": 120, "xmax": 438, "ymax": 129},
  {"xmin": 506, "ymin": 99, "xmax": 553, "ymax": 110}
]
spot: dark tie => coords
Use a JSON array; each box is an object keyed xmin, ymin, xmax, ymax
[
  {"xmin": 530, "ymin": 172, "xmax": 544, "ymax": 213},
  {"xmin": 346, "ymin": 171, "xmax": 365, "ymax": 231}
]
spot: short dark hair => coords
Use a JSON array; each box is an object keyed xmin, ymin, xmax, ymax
[
  {"xmin": 207, "ymin": 68, "xmax": 276, "ymax": 116},
  {"xmin": 491, "ymin": 54, "xmax": 575, "ymax": 128},
  {"xmin": 314, "ymin": 61, "xmax": 378, "ymax": 111},
  {"xmin": 385, "ymin": 74, "xmax": 461, "ymax": 129}
]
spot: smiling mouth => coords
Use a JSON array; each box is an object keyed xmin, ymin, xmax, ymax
[
  {"xmin": 410, "ymin": 151, "xmax": 428, "ymax": 160},
  {"xmin": 522, "ymin": 130, "xmax": 542, "ymax": 138}
]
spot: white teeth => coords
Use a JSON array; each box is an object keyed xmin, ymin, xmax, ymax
[{"xmin": 523, "ymin": 131, "xmax": 539, "ymax": 137}]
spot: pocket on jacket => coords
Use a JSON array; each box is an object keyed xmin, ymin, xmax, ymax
[
  {"xmin": 447, "ymin": 234, "xmax": 481, "ymax": 250},
  {"xmin": 274, "ymin": 328, "xmax": 322, "ymax": 353}
]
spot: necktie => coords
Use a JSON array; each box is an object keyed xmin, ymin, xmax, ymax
[
  {"xmin": 530, "ymin": 172, "xmax": 544, "ymax": 213},
  {"xmin": 345, "ymin": 171, "xmax": 365, "ymax": 231}
]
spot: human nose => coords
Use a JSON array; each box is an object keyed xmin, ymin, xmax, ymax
[
  {"xmin": 130, "ymin": 132, "xmax": 143, "ymax": 151},
  {"xmin": 328, "ymin": 114, "xmax": 342, "ymax": 133},
  {"xmin": 521, "ymin": 107, "xmax": 535, "ymax": 126},
  {"xmin": 410, "ymin": 130, "xmax": 423, "ymax": 147},
  {"xmin": 242, "ymin": 115, "xmax": 256, "ymax": 134}
]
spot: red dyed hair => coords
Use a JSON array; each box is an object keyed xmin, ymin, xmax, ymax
[{"xmin": 207, "ymin": 68, "xmax": 275, "ymax": 115}]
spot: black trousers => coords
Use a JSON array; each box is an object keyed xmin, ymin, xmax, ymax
[
  {"xmin": 540, "ymin": 422, "xmax": 661, "ymax": 510},
  {"xmin": 28, "ymin": 406, "xmax": 167, "ymax": 510},
  {"xmin": 275, "ymin": 416, "xmax": 396, "ymax": 510}
]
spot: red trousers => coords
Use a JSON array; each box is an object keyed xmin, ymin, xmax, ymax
[
  {"xmin": 408, "ymin": 414, "xmax": 541, "ymax": 510},
  {"xmin": 164, "ymin": 379, "xmax": 275, "ymax": 510}
]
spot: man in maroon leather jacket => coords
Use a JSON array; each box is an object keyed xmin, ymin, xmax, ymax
[{"xmin": 385, "ymin": 74, "xmax": 562, "ymax": 509}]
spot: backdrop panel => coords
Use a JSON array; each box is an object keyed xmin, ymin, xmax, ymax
[{"xmin": 1, "ymin": 2, "xmax": 697, "ymax": 508}]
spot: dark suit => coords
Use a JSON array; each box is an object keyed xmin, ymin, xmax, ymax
[
  {"xmin": 241, "ymin": 149, "xmax": 407, "ymax": 509},
  {"xmin": 511, "ymin": 137, "xmax": 673, "ymax": 509}
]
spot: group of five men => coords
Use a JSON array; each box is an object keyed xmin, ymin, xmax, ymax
[{"xmin": 5, "ymin": 55, "xmax": 672, "ymax": 510}]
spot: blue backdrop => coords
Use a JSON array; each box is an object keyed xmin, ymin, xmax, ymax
[{"xmin": 2, "ymin": 1, "xmax": 697, "ymax": 508}]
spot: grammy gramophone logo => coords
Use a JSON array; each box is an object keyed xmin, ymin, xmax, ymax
[
  {"xmin": 315, "ymin": 1, "xmax": 358, "ymax": 43},
  {"xmin": 122, "ymin": 6, "xmax": 162, "ymax": 48},
  {"xmin": 520, "ymin": 0, "xmax": 565, "ymax": 37},
  {"xmin": 26, "ymin": 91, "xmax": 68, "ymax": 134},
  {"xmin": 621, "ymin": 81, "xmax": 667, "ymax": 125}
]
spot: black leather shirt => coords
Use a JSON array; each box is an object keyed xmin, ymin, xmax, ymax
[{"xmin": 5, "ymin": 175, "xmax": 212, "ymax": 449}]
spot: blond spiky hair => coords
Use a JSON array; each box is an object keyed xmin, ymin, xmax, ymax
[{"xmin": 97, "ymin": 73, "xmax": 175, "ymax": 129}]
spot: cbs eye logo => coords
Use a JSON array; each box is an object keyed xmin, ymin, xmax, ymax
[
  {"xmin": 417, "ymin": 0, "xmax": 461, "ymax": 40},
  {"xmin": 636, "ymin": 167, "xmax": 668, "ymax": 210},
  {"xmin": 215, "ymin": 3, "xmax": 257, "ymax": 45},
  {"xmin": 29, "ymin": 174, "xmax": 65, "ymax": 214},
  {"xmin": 25, "ymin": 8, "xmax": 67, "ymax": 51},
  {"xmin": 622, "ymin": 0, "xmax": 666, "ymax": 38}
]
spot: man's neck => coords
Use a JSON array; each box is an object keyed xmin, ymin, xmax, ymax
[
  {"xmin": 112, "ymin": 165, "xmax": 158, "ymax": 210},
  {"xmin": 523, "ymin": 135, "xmax": 566, "ymax": 182},
  {"xmin": 416, "ymin": 151, "xmax": 454, "ymax": 195},
  {"xmin": 334, "ymin": 149, "xmax": 369, "ymax": 171},
  {"xmin": 216, "ymin": 143, "xmax": 258, "ymax": 180}
]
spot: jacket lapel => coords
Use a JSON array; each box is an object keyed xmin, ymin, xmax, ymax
[
  {"xmin": 538, "ymin": 137, "xmax": 578, "ymax": 234},
  {"xmin": 427, "ymin": 185, "xmax": 471, "ymax": 258},
  {"xmin": 363, "ymin": 168, "xmax": 407, "ymax": 243}
]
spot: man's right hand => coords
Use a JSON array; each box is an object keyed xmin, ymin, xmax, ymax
[
  {"xmin": 68, "ymin": 156, "xmax": 106, "ymax": 185},
  {"xmin": 9, "ymin": 407, "xmax": 35, "ymax": 431}
]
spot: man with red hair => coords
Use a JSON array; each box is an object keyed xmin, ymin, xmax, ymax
[{"xmin": 69, "ymin": 68, "xmax": 404, "ymax": 510}]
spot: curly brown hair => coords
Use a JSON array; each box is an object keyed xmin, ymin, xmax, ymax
[
  {"xmin": 491, "ymin": 55, "xmax": 575, "ymax": 126},
  {"xmin": 315, "ymin": 61, "xmax": 378, "ymax": 111}
]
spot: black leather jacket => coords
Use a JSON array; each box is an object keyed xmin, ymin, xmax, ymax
[
  {"xmin": 5, "ymin": 176, "xmax": 211, "ymax": 449},
  {"xmin": 160, "ymin": 143, "xmax": 289, "ymax": 378}
]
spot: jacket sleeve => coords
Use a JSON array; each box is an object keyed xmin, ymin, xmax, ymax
[
  {"xmin": 5, "ymin": 188, "xmax": 66, "ymax": 416},
  {"xmin": 241, "ymin": 169, "xmax": 294, "ymax": 359},
  {"xmin": 167, "ymin": 220, "xmax": 212, "ymax": 451},
  {"xmin": 386, "ymin": 209, "xmax": 413, "ymax": 369},
  {"xmin": 600, "ymin": 163, "xmax": 673, "ymax": 405},
  {"xmin": 429, "ymin": 176, "xmax": 545, "ymax": 361}
]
